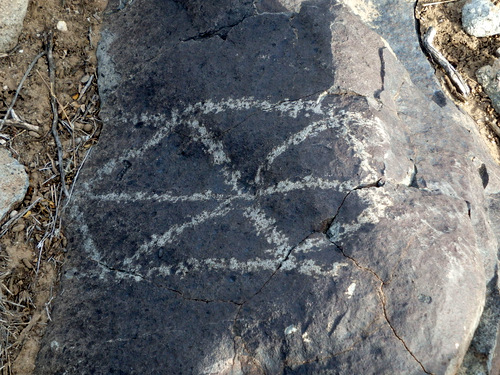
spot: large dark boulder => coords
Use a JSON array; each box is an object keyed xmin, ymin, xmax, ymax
[{"xmin": 34, "ymin": 0, "xmax": 500, "ymax": 374}]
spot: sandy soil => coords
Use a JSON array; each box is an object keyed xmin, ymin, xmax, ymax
[
  {"xmin": 416, "ymin": 0, "xmax": 500, "ymax": 162},
  {"xmin": 0, "ymin": 0, "xmax": 107, "ymax": 373}
]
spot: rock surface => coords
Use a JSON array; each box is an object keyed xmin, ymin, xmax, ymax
[
  {"xmin": 0, "ymin": 148, "xmax": 28, "ymax": 223},
  {"xmin": 462, "ymin": 0, "xmax": 500, "ymax": 37},
  {"xmin": 336, "ymin": 1, "xmax": 500, "ymax": 373},
  {"xmin": 34, "ymin": 0, "xmax": 500, "ymax": 374},
  {"xmin": 477, "ymin": 58, "xmax": 500, "ymax": 114},
  {"xmin": 340, "ymin": 0, "xmax": 447, "ymax": 104},
  {"xmin": 0, "ymin": 0, "xmax": 29, "ymax": 53}
]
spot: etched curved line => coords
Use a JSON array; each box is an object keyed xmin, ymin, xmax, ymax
[
  {"xmin": 86, "ymin": 190, "xmax": 231, "ymax": 203},
  {"xmin": 146, "ymin": 255, "xmax": 349, "ymax": 278},
  {"xmin": 83, "ymin": 97, "xmax": 331, "ymax": 191},
  {"xmin": 123, "ymin": 196, "xmax": 244, "ymax": 266},
  {"xmin": 257, "ymin": 176, "xmax": 353, "ymax": 196}
]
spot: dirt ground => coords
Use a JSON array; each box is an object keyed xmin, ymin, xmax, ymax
[
  {"xmin": 416, "ymin": 0, "xmax": 500, "ymax": 162},
  {"xmin": 0, "ymin": 0, "xmax": 107, "ymax": 373}
]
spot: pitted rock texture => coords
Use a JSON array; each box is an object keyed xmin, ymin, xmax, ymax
[
  {"xmin": 462, "ymin": 0, "xmax": 500, "ymax": 37},
  {"xmin": 35, "ymin": 0, "xmax": 500, "ymax": 374},
  {"xmin": 0, "ymin": 148, "xmax": 28, "ymax": 223},
  {"xmin": 0, "ymin": 0, "xmax": 29, "ymax": 53},
  {"xmin": 477, "ymin": 58, "xmax": 500, "ymax": 115}
]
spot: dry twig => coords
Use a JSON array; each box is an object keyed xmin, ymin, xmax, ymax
[
  {"xmin": 0, "ymin": 51, "xmax": 46, "ymax": 131},
  {"xmin": 0, "ymin": 198, "xmax": 41, "ymax": 239},
  {"xmin": 46, "ymin": 32, "xmax": 69, "ymax": 198},
  {"xmin": 1, "ymin": 119, "xmax": 42, "ymax": 134},
  {"xmin": 422, "ymin": 27, "xmax": 470, "ymax": 99},
  {"xmin": 422, "ymin": 0, "xmax": 460, "ymax": 6},
  {"xmin": 65, "ymin": 146, "xmax": 93, "ymax": 206}
]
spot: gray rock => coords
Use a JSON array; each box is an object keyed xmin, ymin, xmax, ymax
[
  {"xmin": 477, "ymin": 58, "xmax": 500, "ymax": 114},
  {"xmin": 462, "ymin": 0, "xmax": 500, "ymax": 37},
  {"xmin": 0, "ymin": 0, "xmax": 29, "ymax": 53},
  {"xmin": 34, "ymin": 0, "xmax": 500, "ymax": 374},
  {"xmin": 339, "ymin": 0, "xmax": 448, "ymax": 104},
  {"xmin": 0, "ymin": 148, "xmax": 28, "ymax": 223},
  {"xmin": 338, "ymin": 2, "xmax": 500, "ymax": 372},
  {"xmin": 458, "ymin": 273, "xmax": 500, "ymax": 375}
]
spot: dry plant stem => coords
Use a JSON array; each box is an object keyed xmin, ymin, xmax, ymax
[
  {"xmin": 422, "ymin": 27, "xmax": 471, "ymax": 98},
  {"xmin": 65, "ymin": 146, "xmax": 93, "ymax": 206},
  {"xmin": 0, "ymin": 51, "xmax": 46, "ymax": 131},
  {"xmin": 36, "ymin": 185, "xmax": 63, "ymax": 274},
  {"xmin": 0, "ymin": 198, "xmax": 41, "ymax": 239},
  {"xmin": 46, "ymin": 32, "xmax": 69, "ymax": 198},
  {"xmin": 2, "ymin": 119, "xmax": 42, "ymax": 134},
  {"xmin": 422, "ymin": 0, "xmax": 460, "ymax": 6},
  {"xmin": 78, "ymin": 75, "xmax": 94, "ymax": 99}
]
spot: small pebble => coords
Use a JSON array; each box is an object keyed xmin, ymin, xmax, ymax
[
  {"xmin": 80, "ymin": 74, "xmax": 91, "ymax": 83},
  {"xmin": 12, "ymin": 223, "xmax": 25, "ymax": 233},
  {"xmin": 28, "ymin": 131, "xmax": 40, "ymax": 138},
  {"xmin": 57, "ymin": 20, "xmax": 68, "ymax": 32},
  {"xmin": 477, "ymin": 58, "xmax": 500, "ymax": 114},
  {"xmin": 9, "ymin": 210, "xmax": 18, "ymax": 219},
  {"xmin": 22, "ymin": 258, "xmax": 33, "ymax": 270},
  {"xmin": 83, "ymin": 123, "xmax": 93, "ymax": 132}
]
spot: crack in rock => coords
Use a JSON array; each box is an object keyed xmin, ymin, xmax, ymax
[
  {"xmin": 230, "ymin": 231, "xmax": 322, "ymax": 370},
  {"xmin": 328, "ymin": 237, "xmax": 433, "ymax": 374},
  {"xmin": 320, "ymin": 179, "xmax": 434, "ymax": 374},
  {"xmin": 88, "ymin": 257, "xmax": 242, "ymax": 306},
  {"xmin": 230, "ymin": 180, "xmax": 386, "ymax": 371},
  {"xmin": 320, "ymin": 178, "xmax": 386, "ymax": 235},
  {"xmin": 374, "ymin": 46, "xmax": 386, "ymax": 100},
  {"xmin": 181, "ymin": 13, "xmax": 254, "ymax": 42}
]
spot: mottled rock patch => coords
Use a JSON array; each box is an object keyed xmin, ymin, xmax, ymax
[
  {"xmin": 0, "ymin": 0, "xmax": 29, "ymax": 53},
  {"xmin": 0, "ymin": 148, "xmax": 28, "ymax": 222}
]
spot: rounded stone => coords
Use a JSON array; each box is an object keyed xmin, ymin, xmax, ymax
[
  {"xmin": 462, "ymin": 0, "xmax": 500, "ymax": 37},
  {"xmin": 83, "ymin": 123, "xmax": 93, "ymax": 133},
  {"xmin": 0, "ymin": 148, "xmax": 28, "ymax": 223},
  {"xmin": 56, "ymin": 20, "xmax": 68, "ymax": 32},
  {"xmin": 0, "ymin": 0, "xmax": 29, "ymax": 53},
  {"xmin": 476, "ymin": 58, "xmax": 500, "ymax": 115},
  {"xmin": 12, "ymin": 223, "xmax": 25, "ymax": 233}
]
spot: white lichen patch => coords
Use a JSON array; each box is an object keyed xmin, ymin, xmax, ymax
[
  {"xmin": 197, "ymin": 338, "xmax": 236, "ymax": 375},
  {"xmin": 345, "ymin": 282, "xmax": 357, "ymax": 298},
  {"xmin": 339, "ymin": 0, "xmax": 380, "ymax": 24},
  {"xmin": 285, "ymin": 325, "xmax": 298, "ymax": 335},
  {"xmin": 302, "ymin": 331, "xmax": 312, "ymax": 343}
]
